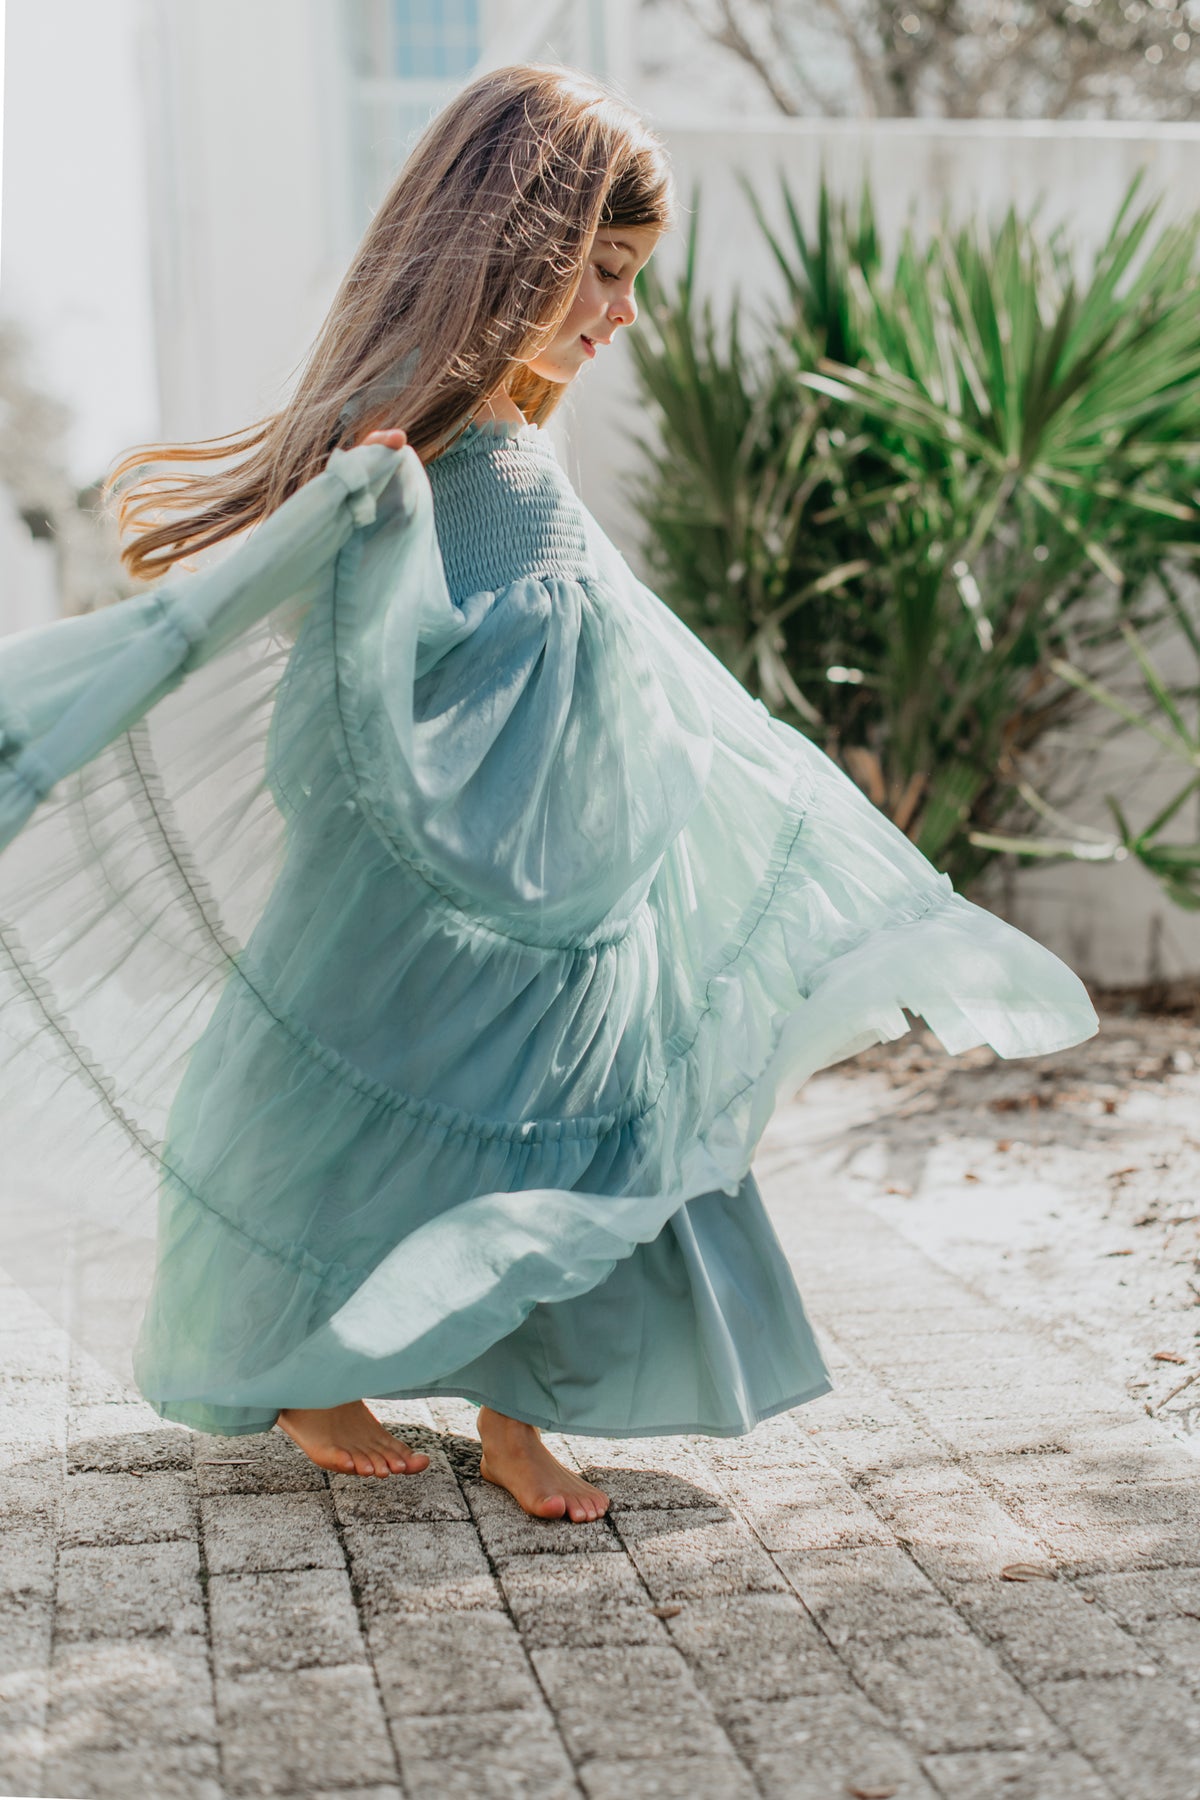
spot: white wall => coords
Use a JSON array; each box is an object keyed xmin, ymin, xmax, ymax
[
  {"xmin": 0, "ymin": 0, "xmax": 160, "ymax": 629},
  {"xmin": 140, "ymin": 0, "xmax": 355, "ymax": 446},
  {"xmin": 0, "ymin": 0, "xmax": 158, "ymax": 486}
]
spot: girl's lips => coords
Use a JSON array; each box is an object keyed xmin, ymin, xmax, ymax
[{"xmin": 580, "ymin": 334, "xmax": 596, "ymax": 358}]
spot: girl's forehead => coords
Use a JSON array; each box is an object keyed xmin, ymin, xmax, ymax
[{"xmin": 594, "ymin": 226, "xmax": 661, "ymax": 263}]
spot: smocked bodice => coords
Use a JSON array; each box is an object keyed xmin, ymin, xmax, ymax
[{"xmin": 425, "ymin": 418, "xmax": 595, "ymax": 601}]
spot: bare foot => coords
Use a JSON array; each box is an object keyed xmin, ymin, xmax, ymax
[
  {"xmin": 276, "ymin": 1401, "xmax": 430, "ymax": 1478},
  {"xmin": 477, "ymin": 1406, "xmax": 609, "ymax": 1522}
]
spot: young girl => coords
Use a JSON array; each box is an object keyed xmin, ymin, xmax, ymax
[{"xmin": 0, "ymin": 63, "xmax": 1097, "ymax": 1524}]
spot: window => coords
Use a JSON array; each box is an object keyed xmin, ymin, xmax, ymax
[
  {"xmin": 390, "ymin": 0, "xmax": 480, "ymax": 79},
  {"xmin": 347, "ymin": 1, "xmax": 481, "ymax": 82},
  {"xmin": 345, "ymin": 0, "xmax": 484, "ymax": 216}
]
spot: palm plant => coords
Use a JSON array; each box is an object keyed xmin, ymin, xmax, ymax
[{"xmin": 627, "ymin": 173, "xmax": 1200, "ymax": 900}]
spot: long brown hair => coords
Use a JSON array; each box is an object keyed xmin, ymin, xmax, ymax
[{"xmin": 106, "ymin": 62, "xmax": 674, "ymax": 582}]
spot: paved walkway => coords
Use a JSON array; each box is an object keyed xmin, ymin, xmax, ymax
[{"xmin": 2, "ymin": 1013, "xmax": 1200, "ymax": 1800}]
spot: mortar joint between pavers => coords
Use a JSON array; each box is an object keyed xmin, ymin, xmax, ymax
[
  {"xmin": 323, "ymin": 1458, "xmax": 410, "ymax": 1797},
  {"xmin": 26, "ymin": 1360, "xmax": 69, "ymax": 1799},
  {"xmin": 803, "ymin": 1378, "xmax": 1145, "ymax": 1794},
  {"xmin": 736, "ymin": 1387, "xmax": 1120, "ymax": 1790},
  {"xmin": 456, "ymin": 1491, "xmax": 598, "ymax": 1792},
  {"xmin": 191, "ymin": 1500, "xmax": 229, "ymax": 1800},
  {"xmin": 604, "ymin": 1506, "xmax": 765, "ymax": 1789}
]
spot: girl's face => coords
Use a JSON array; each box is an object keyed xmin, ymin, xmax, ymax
[{"xmin": 524, "ymin": 222, "xmax": 662, "ymax": 384}]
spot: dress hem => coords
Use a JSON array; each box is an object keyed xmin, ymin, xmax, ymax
[{"xmin": 148, "ymin": 1373, "xmax": 835, "ymax": 1442}]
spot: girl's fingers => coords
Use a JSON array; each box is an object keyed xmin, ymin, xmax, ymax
[{"xmin": 360, "ymin": 428, "xmax": 408, "ymax": 448}]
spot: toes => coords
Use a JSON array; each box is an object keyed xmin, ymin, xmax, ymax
[
  {"xmin": 372, "ymin": 1436, "xmax": 428, "ymax": 1475},
  {"xmin": 534, "ymin": 1493, "xmax": 568, "ymax": 1520},
  {"xmin": 568, "ymin": 1490, "xmax": 608, "ymax": 1522},
  {"xmin": 376, "ymin": 1436, "xmax": 429, "ymax": 1475}
]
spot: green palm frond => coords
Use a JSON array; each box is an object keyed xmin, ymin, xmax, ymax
[{"xmin": 628, "ymin": 172, "xmax": 1200, "ymax": 905}]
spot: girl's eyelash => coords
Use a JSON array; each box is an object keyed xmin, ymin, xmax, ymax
[{"xmin": 596, "ymin": 265, "xmax": 620, "ymax": 282}]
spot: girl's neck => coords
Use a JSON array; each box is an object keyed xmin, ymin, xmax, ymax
[{"xmin": 471, "ymin": 388, "xmax": 530, "ymax": 430}]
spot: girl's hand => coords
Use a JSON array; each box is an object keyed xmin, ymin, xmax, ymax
[{"xmin": 360, "ymin": 428, "xmax": 408, "ymax": 449}]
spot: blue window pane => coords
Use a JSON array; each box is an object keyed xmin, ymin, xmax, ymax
[{"xmin": 390, "ymin": 0, "xmax": 480, "ymax": 78}]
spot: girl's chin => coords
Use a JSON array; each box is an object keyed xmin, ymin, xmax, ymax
[{"xmin": 525, "ymin": 351, "xmax": 588, "ymax": 385}]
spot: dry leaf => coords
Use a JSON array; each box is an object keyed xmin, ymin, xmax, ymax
[
  {"xmin": 1000, "ymin": 1562, "xmax": 1056, "ymax": 1582},
  {"xmin": 1152, "ymin": 1350, "xmax": 1187, "ymax": 1364},
  {"xmin": 649, "ymin": 1603, "xmax": 682, "ymax": 1619},
  {"xmin": 1103, "ymin": 1248, "xmax": 1135, "ymax": 1257},
  {"xmin": 884, "ymin": 1183, "xmax": 911, "ymax": 1196},
  {"xmin": 995, "ymin": 1139, "xmax": 1011, "ymax": 1152},
  {"xmin": 1160, "ymin": 1369, "xmax": 1200, "ymax": 1406},
  {"xmin": 1108, "ymin": 1165, "xmax": 1139, "ymax": 1179},
  {"xmin": 1102, "ymin": 1098, "xmax": 1119, "ymax": 1114},
  {"xmin": 846, "ymin": 1786, "xmax": 899, "ymax": 1800},
  {"xmin": 963, "ymin": 1172, "xmax": 981, "ymax": 1183}
]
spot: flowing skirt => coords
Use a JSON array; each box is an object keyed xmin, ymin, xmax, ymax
[{"xmin": 0, "ymin": 443, "xmax": 1099, "ymax": 1434}]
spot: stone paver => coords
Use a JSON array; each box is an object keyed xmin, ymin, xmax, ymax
[
  {"xmin": 41, "ymin": 1740, "xmax": 223, "ymax": 1800},
  {"xmin": 200, "ymin": 1491, "xmax": 343, "ymax": 1575},
  {"xmin": 343, "ymin": 1518, "xmax": 505, "ymax": 1617},
  {"xmin": 394, "ymin": 1707, "xmax": 577, "ymax": 1798},
  {"xmin": 55, "ymin": 1540, "xmax": 205, "ymax": 1642},
  {"xmin": 579, "ymin": 1756, "xmax": 756, "ymax": 1798},
  {"xmin": 207, "ymin": 1569, "xmax": 367, "ymax": 1677},
  {"xmin": 921, "ymin": 1747, "xmax": 1112, "ymax": 1798},
  {"xmin": 46, "ymin": 1637, "xmax": 216, "ymax": 1755},
  {"xmin": 63, "ymin": 1470, "xmax": 197, "ymax": 1549},
  {"xmin": 532, "ymin": 1644, "xmax": 731, "ymax": 1762},
  {"xmin": 369, "ymin": 1612, "xmax": 542, "ymax": 1717},
  {"xmin": 497, "ymin": 1547, "xmax": 661, "ymax": 1648},
  {"xmin": 193, "ymin": 1433, "xmax": 328, "ymax": 1496},
  {"xmin": 216, "ymin": 1663, "xmax": 396, "ymax": 1797},
  {"xmin": 618, "ymin": 1506, "xmax": 791, "ymax": 1601},
  {"xmin": 722, "ymin": 1691, "xmax": 940, "ymax": 1798},
  {"xmin": 4, "ymin": 1011, "xmax": 1200, "ymax": 1798},
  {"xmin": 68, "ymin": 1401, "xmax": 193, "ymax": 1475},
  {"xmin": 1032, "ymin": 1672, "xmax": 1200, "ymax": 1795}
]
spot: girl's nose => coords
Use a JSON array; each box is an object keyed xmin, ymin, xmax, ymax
[{"xmin": 609, "ymin": 288, "xmax": 638, "ymax": 329}]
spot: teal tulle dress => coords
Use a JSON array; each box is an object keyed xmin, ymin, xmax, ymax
[{"xmin": 0, "ymin": 417, "xmax": 1099, "ymax": 1437}]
